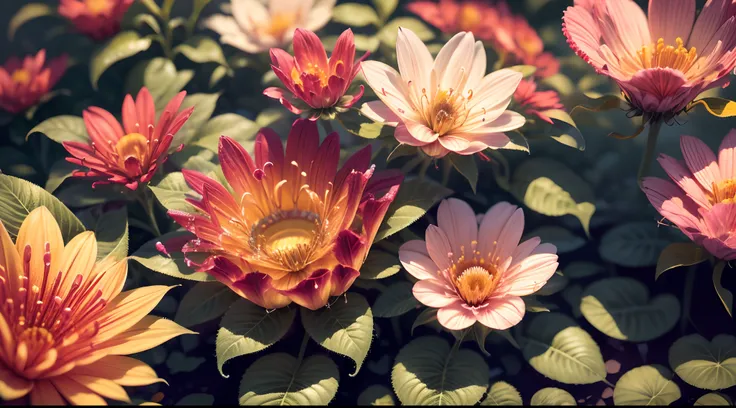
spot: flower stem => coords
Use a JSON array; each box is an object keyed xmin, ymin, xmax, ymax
[
  {"xmin": 296, "ymin": 331, "xmax": 310, "ymax": 363},
  {"xmin": 138, "ymin": 187, "xmax": 162, "ymax": 237},
  {"xmin": 680, "ymin": 262, "xmax": 698, "ymax": 333},
  {"xmin": 637, "ymin": 120, "xmax": 662, "ymax": 189}
]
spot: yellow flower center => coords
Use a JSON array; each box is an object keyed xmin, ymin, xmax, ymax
[
  {"xmin": 636, "ymin": 37, "xmax": 698, "ymax": 73},
  {"xmin": 458, "ymin": 4, "xmax": 482, "ymax": 32},
  {"xmin": 116, "ymin": 132, "xmax": 149, "ymax": 165},
  {"xmin": 455, "ymin": 265, "xmax": 497, "ymax": 306},
  {"xmin": 11, "ymin": 69, "xmax": 31, "ymax": 85},
  {"xmin": 84, "ymin": 0, "xmax": 111, "ymax": 15},
  {"xmin": 250, "ymin": 210, "xmax": 324, "ymax": 272},
  {"xmin": 291, "ymin": 62, "xmax": 331, "ymax": 88},
  {"xmin": 710, "ymin": 179, "xmax": 736, "ymax": 204},
  {"xmin": 424, "ymin": 88, "xmax": 472, "ymax": 136},
  {"xmin": 266, "ymin": 12, "xmax": 297, "ymax": 39}
]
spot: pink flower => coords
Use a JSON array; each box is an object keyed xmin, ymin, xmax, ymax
[
  {"xmin": 58, "ymin": 0, "xmax": 134, "ymax": 41},
  {"xmin": 360, "ymin": 29, "xmax": 526, "ymax": 159},
  {"xmin": 264, "ymin": 28, "xmax": 366, "ymax": 120},
  {"xmin": 642, "ymin": 131, "xmax": 736, "ymax": 260},
  {"xmin": 0, "ymin": 50, "xmax": 66, "ymax": 115},
  {"xmin": 513, "ymin": 79, "xmax": 564, "ymax": 124},
  {"xmin": 406, "ymin": 0, "xmax": 498, "ymax": 39},
  {"xmin": 563, "ymin": 0, "xmax": 736, "ymax": 120},
  {"xmin": 399, "ymin": 199, "xmax": 558, "ymax": 331}
]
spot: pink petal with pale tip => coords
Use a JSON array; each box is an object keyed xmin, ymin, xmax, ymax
[
  {"xmin": 474, "ymin": 296, "xmax": 525, "ymax": 330},
  {"xmin": 477, "ymin": 202, "xmax": 519, "ymax": 259},
  {"xmin": 437, "ymin": 302, "xmax": 477, "ymax": 330},
  {"xmin": 399, "ymin": 240, "xmax": 439, "ymax": 281},
  {"xmin": 648, "ymin": 0, "xmax": 695, "ymax": 45},
  {"xmin": 412, "ymin": 279, "xmax": 458, "ymax": 308},
  {"xmin": 718, "ymin": 129, "xmax": 736, "ymax": 180},
  {"xmin": 425, "ymin": 225, "xmax": 453, "ymax": 272},
  {"xmin": 657, "ymin": 154, "xmax": 711, "ymax": 209},
  {"xmin": 497, "ymin": 244, "xmax": 558, "ymax": 297},
  {"xmin": 681, "ymin": 135, "xmax": 722, "ymax": 192},
  {"xmin": 360, "ymin": 101, "xmax": 400, "ymax": 126},
  {"xmin": 437, "ymin": 198, "xmax": 478, "ymax": 257}
]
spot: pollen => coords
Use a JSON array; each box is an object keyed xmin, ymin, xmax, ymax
[
  {"xmin": 116, "ymin": 133, "xmax": 149, "ymax": 164},
  {"xmin": 423, "ymin": 88, "xmax": 472, "ymax": 136},
  {"xmin": 84, "ymin": 0, "xmax": 112, "ymax": 15},
  {"xmin": 266, "ymin": 12, "xmax": 298, "ymax": 39},
  {"xmin": 445, "ymin": 241, "xmax": 503, "ymax": 306},
  {"xmin": 710, "ymin": 179, "xmax": 736, "ymax": 204},
  {"xmin": 11, "ymin": 69, "xmax": 31, "ymax": 85},
  {"xmin": 637, "ymin": 37, "xmax": 698, "ymax": 74},
  {"xmin": 250, "ymin": 210, "xmax": 324, "ymax": 272}
]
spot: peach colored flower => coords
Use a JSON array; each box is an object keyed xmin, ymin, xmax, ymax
[
  {"xmin": 563, "ymin": 0, "xmax": 736, "ymax": 120},
  {"xmin": 513, "ymin": 79, "xmax": 564, "ymax": 124},
  {"xmin": 0, "ymin": 207, "xmax": 192, "ymax": 405},
  {"xmin": 58, "ymin": 0, "xmax": 134, "ymax": 41},
  {"xmin": 0, "ymin": 50, "xmax": 66, "ymax": 115},
  {"xmin": 63, "ymin": 87, "xmax": 194, "ymax": 190},
  {"xmin": 169, "ymin": 119, "xmax": 403, "ymax": 310},
  {"xmin": 360, "ymin": 29, "xmax": 526, "ymax": 159},
  {"xmin": 642, "ymin": 131, "xmax": 736, "ymax": 260},
  {"xmin": 406, "ymin": 0, "xmax": 498, "ymax": 39},
  {"xmin": 399, "ymin": 199, "xmax": 558, "ymax": 331},
  {"xmin": 203, "ymin": 0, "xmax": 336, "ymax": 54},
  {"xmin": 264, "ymin": 28, "xmax": 366, "ymax": 120}
]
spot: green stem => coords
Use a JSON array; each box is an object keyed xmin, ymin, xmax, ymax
[
  {"xmin": 160, "ymin": 0, "xmax": 176, "ymax": 60},
  {"xmin": 138, "ymin": 187, "xmax": 162, "ymax": 237},
  {"xmin": 680, "ymin": 263, "xmax": 698, "ymax": 333},
  {"xmin": 296, "ymin": 331, "xmax": 310, "ymax": 362},
  {"xmin": 637, "ymin": 120, "xmax": 662, "ymax": 188}
]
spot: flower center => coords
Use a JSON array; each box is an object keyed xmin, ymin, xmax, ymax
[
  {"xmin": 266, "ymin": 12, "xmax": 297, "ymax": 39},
  {"xmin": 11, "ymin": 69, "xmax": 31, "ymax": 85},
  {"xmin": 458, "ymin": 4, "xmax": 482, "ymax": 32},
  {"xmin": 455, "ymin": 265, "xmax": 497, "ymax": 306},
  {"xmin": 116, "ymin": 132, "xmax": 149, "ymax": 164},
  {"xmin": 636, "ymin": 37, "xmax": 698, "ymax": 74},
  {"xmin": 710, "ymin": 179, "xmax": 736, "ymax": 204},
  {"xmin": 425, "ymin": 89, "xmax": 471, "ymax": 136},
  {"xmin": 291, "ymin": 62, "xmax": 330, "ymax": 88},
  {"xmin": 250, "ymin": 210, "xmax": 323, "ymax": 272},
  {"xmin": 84, "ymin": 0, "xmax": 111, "ymax": 15}
]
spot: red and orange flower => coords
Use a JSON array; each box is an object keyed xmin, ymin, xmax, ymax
[
  {"xmin": 406, "ymin": 0, "xmax": 498, "ymax": 40},
  {"xmin": 63, "ymin": 87, "xmax": 194, "ymax": 190},
  {"xmin": 513, "ymin": 79, "xmax": 564, "ymax": 124},
  {"xmin": 58, "ymin": 0, "xmax": 134, "ymax": 41},
  {"xmin": 264, "ymin": 28, "xmax": 367, "ymax": 120},
  {"xmin": 0, "ymin": 207, "xmax": 192, "ymax": 405},
  {"xmin": 169, "ymin": 119, "xmax": 403, "ymax": 310},
  {"xmin": 0, "ymin": 50, "xmax": 67, "ymax": 115}
]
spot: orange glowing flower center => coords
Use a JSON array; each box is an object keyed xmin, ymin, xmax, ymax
[
  {"xmin": 636, "ymin": 37, "xmax": 698, "ymax": 74},
  {"xmin": 423, "ymin": 88, "xmax": 473, "ymax": 136},
  {"xmin": 458, "ymin": 4, "xmax": 482, "ymax": 32},
  {"xmin": 250, "ymin": 210, "xmax": 325, "ymax": 272},
  {"xmin": 11, "ymin": 69, "xmax": 31, "ymax": 85},
  {"xmin": 447, "ymin": 240, "xmax": 503, "ymax": 306},
  {"xmin": 116, "ymin": 132, "xmax": 149, "ymax": 165},
  {"xmin": 710, "ymin": 179, "xmax": 736, "ymax": 204},
  {"xmin": 266, "ymin": 12, "xmax": 298, "ymax": 39},
  {"xmin": 17, "ymin": 327, "xmax": 55, "ymax": 365},
  {"xmin": 84, "ymin": 0, "xmax": 111, "ymax": 15},
  {"xmin": 291, "ymin": 62, "xmax": 330, "ymax": 88}
]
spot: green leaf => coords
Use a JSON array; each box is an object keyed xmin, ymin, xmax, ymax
[
  {"xmin": 690, "ymin": 97, "xmax": 736, "ymax": 118},
  {"xmin": 669, "ymin": 334, "xmax": 736, "ymax": 391},
  {"xmin": 90, "ymin": 207, "xmax": 129, "ymax": 262},
  {"xmin": 0, "ymin": 174, "xmax": 85, "ymax": 243},
  {"xmin": 125, "ymin": 57, "xmax": 193, "ymax": 111},
  {"xmin": 391, "ymin": 335, "xmax": 490, "ymax": 405},
  {"xmin": 530, "ymin": 388, "xmax": 575, "ymax": 406},
  {"xmin": 193, "ymin": 114, "xmax": 258, "ymax": 152},
  {"xmin": 375, "ymin": 178, "xmax": 453, "ymax": 241},
  {"xmin": 448, "ymin": 154, "xmax": 478, "ymax": 193},
  {"xmin": 507, "ymin": 65, "xmax": 537, "ymax": 78},
  {"xmin": 337, "ymin": 109, "xmax": 394, "ymax": 139},
  {"xmin": 526, "ymin": 226, "xmax": 585, "ymax": 254},
  {"xmin": 695, "ymin": 393, "xmax": 732, "ymax": 406},
  {"xmin": 55, "ymin": 183, "xmax": 126, "ymax": 208},
  {"xmin": 360, "ymin": 250, "xmax": 400, "ymax": 280},
  {"xmin": 150, "ymin": 172, "xmax": 198, "ymax": 213},
  {"xmin": 45, "ymin": 160, "xmax": 79, "ymax": 193},
  {"xmin": 301, "ymin": 293, "xmax": 373, "ymax": 377},
  {"xmin": 372, "ymin": 0, "xmax": 398, "ymax": 22},
  {"xmin": 713, "ymin": 262, "xmax": 733, "ymax": 317},
  {"xmin": 580, "ymin": 277, "xmax": 679, "ymax": 342},
  {"xmin": 129, "ymin": 231, "xmax": 216, "ymax": 281},
  {"xmin": 613, "ymin": 365, "xmax": 681, "ymax": 406},
  {"xmin": 373, "ymin": 282, "xmax": 419, "ymax": 318},
  {"xmin": 378, "ymin": 18, "xmax": 435, "ymax": 46},
  {"xmin": 210, "ymin": 65, "xmax": 230, "ymax": 88},
  {"xmin": 536, "ymin": 272, "xmax": 569, "ymax": 296},
  {"xmin": 519, "ymin": 312, "xmax": 607, "ymax": 384},
  {"xmin": 175, "ymin": 35, "xmax": 229, "ymax": 66},
  {"xmin": 175, "ymin": 282, "xmax": 240, "ymax": 328},
  {"xmin": 217, "ymin": 299, "xmax": 296, "ymax": 377},
  {"xmin": 563, "ymin": 262, "xmax": 604, "ymax": 280},
  {"xmin": 174, "ymin": 93, "xmax": 221, "ymax": 146},
  {"xmin": 569, "ymin": 94, "xmax": 625, "ymax": 115},
  {"xmin": 411, "ymin": 308, "xmax": 438, "ymax": 336},
  {"xmin": 655, "ymin": 242, "xmax": 708, "ymax": 280},
  {"xmin": 9, "ymin": 3, "xmax": 55, "ymax": 40},
  {"xmin": 332, "ymin": 3, "xmax": 381, "ymax": 27},
  {"xmin": 511, "ymin": 158, "xmax": 595, "ymax": 235},
  {"xmin": 91, "ymin": 31, "xmax": 152, "ymax": 88},
  {"xmin": 358, "ymin": 385, "xmax": 396, "ymax": 406},
  {"xmin": 544, "ymin": 109, "xmax": 585, "ymax": 151},
  {"xmin": 480, "ymin": 381, "xmax": 523, "ymax": 406},
  {"xmin": 599, "ymin": 222, "xmax": 670, "ymax": 267},
  {"xmin": 239, "ymin": 353, "xmax": 339, "ymax": 405},
  {"xmin": 27, "ymin": 115, "xmax": 87, "ymax": 144},
  {"xmin": 132, "ymin": 13, "xmax": 162, "ymax": 35}
]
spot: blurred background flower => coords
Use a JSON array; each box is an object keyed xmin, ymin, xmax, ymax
[
  {"xmin": 58, "ymin": 0, "xmax": 134, "ymax": 41},
  {"xmin": 0, "ymin": 50, "xmax": 66, "ymax": 115}
]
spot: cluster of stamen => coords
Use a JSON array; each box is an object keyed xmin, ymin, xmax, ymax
[
  {"xmin": 84, "ymin": 0, "xmax": 111, "ymax": 15},
  {"xmin": 11, "ymin": 69, "xmax": 31, "ymax": 85},
  {"xmin": 264, "ymin": 12, "xmax": 298, "ymax": 39},
  {"xmin": 709, "ymin": 179, "xmax": 736, "ymax": 205},
  {"xmin": 115, "ymin": 132, "xmax": 150, "ymax": 169},
  {"xmin": 0, "ymin": 243, "xmax": 108, "ymax": 377},
  {"xmin": 446, "ymin": 240, "xmax": 502, "ymax": 306},
  {"xmin": 249, "ymin": 210, "xmax": 326, "ymax": 272},
  {"xmin": 635, "ymin": 37, "xmax": 698, "ymax": 74},
  {"xmin": 291, "ymin": 62, "xmax": 331, "ymax": 89}
]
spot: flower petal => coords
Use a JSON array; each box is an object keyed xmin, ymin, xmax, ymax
[
  {"xmin": 718, "ymin": 129, "xmax": 736, "ymax": 180},
  {"xmin": 437, "ymin": 302, "xmax": 477, "ymax": 330},
  {"xmin": 15, "ymin": 207, "xmax": 64, "ymax": 294},
  {"xmin": 71, "ymin": 356, "xmax": 164, "ymax": 387},
  {"xmin": 474, "ymin": 296, "xmax": 525, "ymax": 330},
  {"xmin": 648, "ymin": 0, "xmax": 695, "ymax": 45},
  {"xmin": 497, "ymin": 244, "xmax": 558, "ymax": 297},
  {"xmin": 399, "ymin": 240, "xmax": 439, "ymax": 281},
  {"xmin": 681, "ymin": 135, "xmax": 722, "ymax": 192},
  {"xmin": 0, "ymin": 365, "xmax": 33, "ymax": 400},
  {"xmin": 437, "ymin": 198, "xmax": 478, "ymax": 257},
  {"xmin": 413, "ymin": 279, "xmax": 457, "ymax": 308}
]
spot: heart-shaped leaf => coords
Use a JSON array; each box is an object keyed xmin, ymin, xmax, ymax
[
  {"xmin": 375, "ymin": 178, "xmax": 452, "ymax": 241},
  {"xmin": 599, "ymin": 222, "xmax": 670, "ymax": 267},
  {"xmin": 655, "ymin": 242, "xmax": 708, "ymax": 280},
  {"xmin": 392, "ymin": 335, "xmax": 489, "ymax": 405},
  {"xmin": 580, "ymin": 277, "xmax": 679, "ymax": 342},
  {"xmin": 239, "ymin": 353, "xmax": 339, "ymax": 405},
  {"xmin": 175, "ymin": 282, "xmax": 240, "ymax": 328},
  {"xmin": 373, "ymin": 282, "xmax": 419, "ymax": 318},
  {"xmin": 480, "ymin": 382, "xmax": 522, "ymax": 406},
  {"xmin": 695, "ymin": 393, "xmax": 732, "ymax": 406},
  {"xmin": 613, "ymin": 365, "xmax": 681, "ymax": 406},
  {"xmin": 669, "ymin": 334, "xmax": 736, "ymax": 391},
  {"xmin": 193, "ymin": 114, "xmax": 258, "ymax": 152},
  {"xmin": 27, "ymin": 115, "xmax": 87, "ymax": 144},
  {"xmin": 150, "ymin": 172, "xmax": 198, "ymax": 213},
  {"xmin": 357, "ymin": 385, "xmax": 396, "ymax": 406},
  {"xmin": 519, "ymin": 312, "xmax": 607, "ymax": 384},
  {"xmin": 301, "ymin": 293, "xmax": 373, "ymax": 376},
  {"xmin": 530, "ymin": 388, "xmax": 575, "ymax": 406},
  {"xmin": 360, "ymin": 249, "xmax": 401, "ymax": 280},
  {"xmin": 526, "ymin": 226, "xmax": 585, "ymax": 254},
  {"xmin": 45, "ymin": 160, "xmax": 79, "ymax": 193}
]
